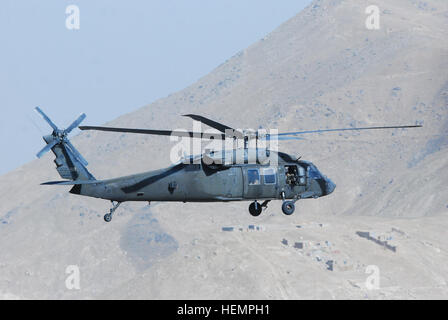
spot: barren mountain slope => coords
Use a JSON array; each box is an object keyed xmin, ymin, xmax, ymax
[{"xmin": 0, "ymin": 0, "xmax": 447, "ymax": 299}]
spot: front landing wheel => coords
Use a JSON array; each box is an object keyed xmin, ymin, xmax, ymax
[
  {"xmin": 104, "ymin": 214, "xmax": 112, "ymax": 223},
  {"xmin": 282, "ymin": 201, "xmax": 295, "ymax": 216}
]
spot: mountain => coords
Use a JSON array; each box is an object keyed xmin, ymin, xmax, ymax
[{"xmin": 0, "ymin": 0, "xmax": 447, "ymax": 299}]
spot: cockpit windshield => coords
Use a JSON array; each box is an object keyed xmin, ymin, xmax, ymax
[{"xmin": 308, "ymin": 164, "xmax": 323, "ymax": 179}]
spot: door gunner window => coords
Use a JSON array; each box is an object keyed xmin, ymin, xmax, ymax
[
  {"xmin": 247, "ymin": 169, "xmax": 260, "ymax": 185},
  {"xmin": 285, "ymin": 165, "xmax": 298, "ymax": 186},
  {"xmin": 263, "ymin": 168, "xmax": 276, "ymax": 185}
]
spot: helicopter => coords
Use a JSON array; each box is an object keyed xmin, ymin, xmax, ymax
[{"xmin": 34, "ymin": 107, "xmax": 422, "ymax": 222}]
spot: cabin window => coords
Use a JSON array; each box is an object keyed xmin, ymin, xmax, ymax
[
  {"xmin": 247, "ymin": 169, "xmax": 260, "ymax": 185},
  {"xmin": 263, "ymin": 168, "xmax": 276, "ymax": 185}
]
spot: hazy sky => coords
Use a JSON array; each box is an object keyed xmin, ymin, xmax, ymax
[{"xmin": 0, "ymin": 0, "xmax": 311, "ymax": 175}]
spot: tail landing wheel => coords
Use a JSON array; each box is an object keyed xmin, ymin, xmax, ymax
[
  {"xmin": 249, "ymin": 201, "xmax": 262, "ymax": 217},
  {"xmin": 104, "ymin": 201, "xmax": 122, "ymax": 223}
]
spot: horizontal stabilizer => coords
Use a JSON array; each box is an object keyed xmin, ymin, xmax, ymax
[{"xmin": 41, "ymin": 180, "xmax": 102, "ymax": 186}]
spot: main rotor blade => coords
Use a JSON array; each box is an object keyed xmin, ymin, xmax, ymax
[
  {"xmin": 65, "ymin": 140, "xmax": 89, "ymax": 166},
  {"xmin": 257, "ymin": 136, "xmax": 306, "ymax": 141},
  {"xmin": 273, "ymin": 124, "xmax": 423, "ymax": 137},
  {"xmin": 79, "ymin": 124, "xmax": 422, "ymax": 140},
  {"xmin": 183, "ymin": 114, "xmax": 235, "ymax": 133},
  {"xmin": 36, "ymin": 140, "xmax": 59, "ymax": 158},
  {"xmin": 79, "ymin": 126, "xmax": 226, "ymax": 140},
  {"xmin": 35, "ymin": 107, "xmax": 58, "ymax": 131},
  {"xmin": 65, "ymin": 113, "xmax": 86, "ymax": 134},
  {"xmin": 276, "ymin": 136, "xmax": 307, "ymax": 141}
]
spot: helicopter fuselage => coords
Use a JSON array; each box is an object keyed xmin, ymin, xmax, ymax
[{"xmin": 72, "ymin": 155, "xmax": 336, "ymax": 204}]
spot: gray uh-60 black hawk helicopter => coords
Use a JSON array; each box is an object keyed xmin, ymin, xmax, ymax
[{"xmin": 35, "ymin": 107, "xmax": 421, "ymax": 222}]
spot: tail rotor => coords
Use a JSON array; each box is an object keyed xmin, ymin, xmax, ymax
[
  {"xmin": 34, "ymin": 107, "xmax": 88, "ymax": 166},
  {"xmin": 35, "ymin": 106, "xmax": 59, "ymax": 132}
]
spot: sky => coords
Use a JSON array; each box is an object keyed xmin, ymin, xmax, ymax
[{"xmin": 0, "ymin": 0, "xmax": 311, "ymax": 175}]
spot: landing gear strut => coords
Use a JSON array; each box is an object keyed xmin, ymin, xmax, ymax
[
  {"xmin": 104, "ymin": 201, "xmax": 122, "ymax": 222},
  {"xmin": 260, "ymin": 200, "xmax": 270, "ymax": 210}
]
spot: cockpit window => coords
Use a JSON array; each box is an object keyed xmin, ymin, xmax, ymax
[
  {"xmin": 247, "ymin": 169, "xmax": 260, "ymax": 185},
  {"xmin": 308, "ymin": 165, "xmax": 322, "ymax": 179}
]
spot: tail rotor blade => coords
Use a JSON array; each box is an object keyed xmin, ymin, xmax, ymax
[
  {"xmin": 36, "ymin": 140, "xmax": 59, "ymax": 158},
  {"xmin": 34, "ymin": 107, "xmax": 59, "ymax": 132},
  {"xmin": 65, "ymin": 140, "xmax": 89, "ymax": 166},
  {"xmin": 65, "ymin": 113, "xmax": 86, "ymax": 134}
]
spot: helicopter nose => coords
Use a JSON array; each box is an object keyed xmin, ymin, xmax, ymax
[{"xmin": 325, "ymin": 178, "xmax": 336, "ymax": 195}]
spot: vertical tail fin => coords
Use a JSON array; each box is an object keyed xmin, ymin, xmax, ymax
[{"xmin": 35, "ymin": 107, "xmax": 95, "ymax": 181}]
